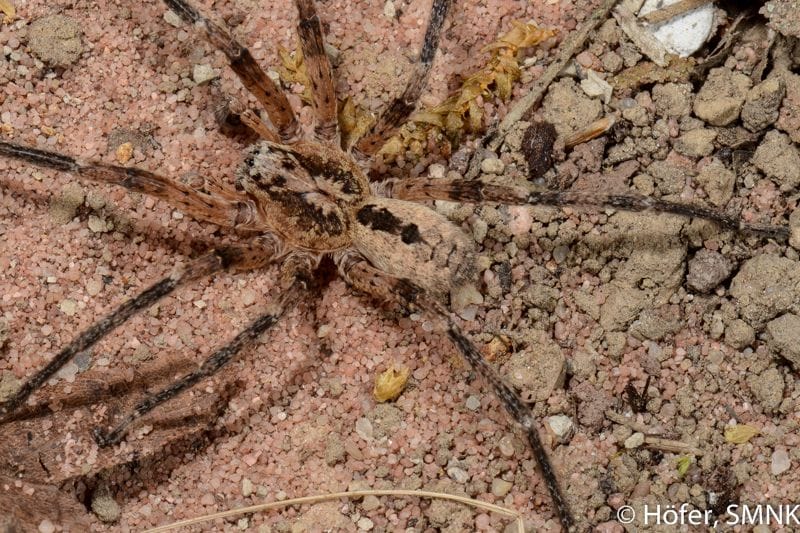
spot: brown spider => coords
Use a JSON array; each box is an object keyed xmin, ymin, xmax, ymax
[{"xmin": 0, "ymin": 0, "xmax": 792, "ymax": 530}]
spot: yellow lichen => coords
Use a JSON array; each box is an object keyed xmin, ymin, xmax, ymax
[
  {"xmin": 115, "ymin": 142, "xmax": 134, "ymax": 164},
  {"xmin": 276, "ymin": 19, "xmax": 555, "ymax": 159},
  {"xmin": 676, "ymin": 455, "xmax": 692, "ymax": 476},
  {"xmin": 724, "ymin": 424, "xmax": 760, "ymax": 444},
  {"xmin": 338, "ymin": 96, "xmax": 373, "ymax": 151},
  {"xmin": 0, "ymin": 0, "xmax": 15, "ymax": 25},
  {"xmin": 277, "ymin": 41, "xmax": 314, "ymax": 104},
  {"xmin": 373, "ymin": 364, "xmax": 410, "ymax": 402},
  {"xmin": 378, "ymin": 20, "xmax": 557, "ymax": 160}
]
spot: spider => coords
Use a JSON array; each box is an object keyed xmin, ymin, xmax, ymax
[{"xmin": 0, "ymin": 0, "xmax": 793, "ymax": 530}]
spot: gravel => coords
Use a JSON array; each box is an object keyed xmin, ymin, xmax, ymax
[{"xmin": 2, "ymin": 0, "xmax": 797, "ymax": 531}]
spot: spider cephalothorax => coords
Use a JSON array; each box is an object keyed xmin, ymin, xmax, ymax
[{"xmin": 0, "ymin": 0, "xmax": 793, "ymax": 530}]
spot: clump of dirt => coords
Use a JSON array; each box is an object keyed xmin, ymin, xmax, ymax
[{"xmin": 27, "ymin": 14, "xmax": 83, "ymax": 67}]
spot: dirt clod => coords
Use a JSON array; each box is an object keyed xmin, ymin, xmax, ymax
[
  {"xmin": 695, "ymin": 159, "xmax": 735, "ymax": 207},
  {"xmin": 742, "ymin": 76, "xmax": 785, "ymax": 132},
  {"xmin": 730, "ymin": 255, "xmax": 800, "ymax": 328},
  {"xmin": 28, "ymin": 15, "xmax": 83, "ymax": 67},
  {"xmin": 90, "ymin": 485, "xmax": 120, "ymax": 523},
  {"xmin": 693, "ymin": 67, "xmax": 751, "ymax": 126},
  {"xmin": 49, "ymin": 183, "xmax": 85, "ymax": 225},
  {"xmin": 686, "ymin": 249, "xmax": 732, "ymax": 293},
  {"xmin": 766, "ymin": 313, "xmax": 800, "ymax": 371},
  {"xmin": 505, "ymin": 333, "xmax": 565, "ymax": 403},
  {"xmin": 747, "ymin": 367, "xmax": 785, "ymax": 412},
  {"xmin": 752, "ymin": 130, "xmax": 800, "ymax": 191}
]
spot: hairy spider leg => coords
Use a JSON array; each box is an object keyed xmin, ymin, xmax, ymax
[
  {"xmin": 0, "ymin": 141, "xmax": 262, "ymax": 231},
  {"xmin": 295, "ymin": 0, "xmax": 339, "ymax": 144},
  {"xmin": 161, "ymin": 0, "xmax": 300, "ymax": 141},
  {"xmin": 391, "ymin": 177, "xmax": 791, "ymax": 240},
  {"xmin": 336, "ymin": 251, "xmax": 575, "ymax": 531},
  {"xmin": 353, "ymin": 0, "xmax": 452, "ymax": 156},
  {"xmin": 93, "ymin": 251, "xmax": 317, "ymax": 447},
  {"xmin": 0, "ymin": 238, "xmax": 285, "ymax": 423}
]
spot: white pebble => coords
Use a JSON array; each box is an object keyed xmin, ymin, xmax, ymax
[
  {"xmin": 639, "ymin": 0, "xmax": 714, "ymax": 57},
  {"xmin": 491, "ymin": 477, "xmax": 513, "ymax": 497},
  {"xmin": 624, "ymin": 432, "xmax": 645, "ymax": 449},
  {"xmin": 465, "ymin": 395, "xmax": 481, "ymax": 411},
  {"xmin": 193, "ymin": 63, "xmax": 218, "ymax": 85},
  {"xmin": 428, "ymin": 163, "xmax": 446, "ymax": 179},
  {"xmin": 447, "ymin": 465, "xmax": 470, "ymax": 484},
  {"xmin": 357, "ymin": 517, "xmax": 375, "ymax": 531},
  {"xmin": 547, "ymin": 414, "xmax": 574, "ymax": 442},
  {"xmin": 242, "ymin": 478, "xmax": 253, "ymax": 497},
  {"xmin": 355, "ymin": 417, "xmax": 373, "ymax": 441},
  {"xmin": 480, "ymin": 157, "xmax": 505, "ymax": 174},
  {"xmin": 163, "ymin": 9, "xmax": 183, "ymax": 27},
  {"xmin": 771, "ymin": 448, "xmax": 791, "ymax": 475},
  {"xmin": 59, "ymin": 299, "xmax": 77, "ymax": 316}
]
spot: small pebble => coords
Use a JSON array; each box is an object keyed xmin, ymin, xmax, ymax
[
  {"xmin": 357, "ymin": 517, "xmax": 374, "ymax": 531},
  {"xmin": 38, "ymin": 521, "xmax": 55, "ymax": 533},
  {"xmin": 480, "ymin": 157, "xmax": 505, "ymax": 174},
  {"xmin": 771, "ymin": 448, "xmax": 791, "ymax": 475},
  {"xmin": 87, "ymin": 215, "xmax": 109, "ymax": 233},
  {"xmin": 59, "ymin": 299, "xmax": 77, "ymax": 316},
  {"xmin": 446, "ymin": 465, "xmax": 470, "ymax": 483},
  {"xmin": 242, "ymin": 478, "xmax": 253, "ymax": 497},
  {"xmin": 428, "ymin": 163, "xmax": 446, "ymax": 179},
  {"xmin": 498, "ymin": 434, "xmax": 515, "ymax": 457},
  {"xmin": 193, "ymin": 63, "xmax": 217, "ymax": 85},
  {"xmin": 86, "ymin": 279, "xmax": 103, "ymax": 296},
  {"xmin": 163, "ymin": 9, "xmax": 183, "ymax": 27},
  {"xmin": 465, "ymin": 395, "xmax": 481, "ymax": 411},
  {"xmin": 355, "ymin": 417, "xmax": 373, "ymax": 440},
  {"xmin": 624, "ymin": 432, "xmax": 645, "ymax": 449},
  {"xmin": 361, "ymin": 495, "xmax": 380, "ymax": 511},
  {"xmin": 491, "ymin": 477, "xmax": 513, "ymax": 497},
  {"xmin": 547, "ymin": 414, "xmax": 574, "ymax": 442},
  {"xmin": 552, "ymin": 245, "xmax": 569, "ymax": 264}
]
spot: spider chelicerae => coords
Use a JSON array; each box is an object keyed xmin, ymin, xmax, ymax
[{"xmin": 0, "ymin": 0, "xmax": 793, "ymax": 530}]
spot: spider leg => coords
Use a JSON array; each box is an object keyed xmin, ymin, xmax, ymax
[
  {"xmin": 353, "ymin": 0, "xmax": 452, "ymax": 156},
  {"xmin": 391, "ymin": 177, "xmax": 791, "ymax": 240},
  {"xmin": 161, "ymin": 0, "xmax": 300, "ymax": 141},
  {"xmin": 93, "ymin": 251, "xmax": 316, "ymax": 447},
  {"xmin": 217, "ymin": 95, "xmax": 281, "ymax": 143},
  {"xmin": 335, "ymin": 251, "xmax": 574, "ymax": 531},
  {"xmin": 295, "ymin": 0, "xmax": 338, "ymax": 144},
  {"xmin": 0, "ymin": 141, "xmax": 260, "ymax": 230},
  {"xmin": 0, "ymin": 236, "xmax": 285, "ymax": 423}
]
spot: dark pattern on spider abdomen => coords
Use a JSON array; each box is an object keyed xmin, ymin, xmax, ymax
[
  {"xmin": 236, "ymin": 141, "xmax": 369, "ymax": 251},
  {"xmin": 351, "ymin": 197, "xmax": 477, "ymax": 299}
]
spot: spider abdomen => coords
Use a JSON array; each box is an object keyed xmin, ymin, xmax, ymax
[{"xmin": 352, "ymin": 197, "xmax": 477, "ymax": 299}]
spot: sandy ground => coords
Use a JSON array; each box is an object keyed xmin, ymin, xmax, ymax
[{"xmin": 1, "ymin": 0, "xmax": 799, "ymax": 532}]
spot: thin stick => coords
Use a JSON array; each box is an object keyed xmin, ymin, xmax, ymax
[
  {"xmin": 644, "ymin": 436, "xmax": 705, "ymax": 456},
  {"xmin": 144, "ymin": 489, "xmax": 525, "ymax": 533},
  {"xmin": 641, "ymin": 0, "xmax": 711, "ymax": 25},
  {"xmin": 487, "ymin": 0, "xmax": 621, "ymax": 152},
  {"xmin": 605, "ymin": 409, "xmax": 653, "ymax": 434},
  {"xmin": 613, "ymin": 3, "xmax": 668, "ymax": 66}
]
